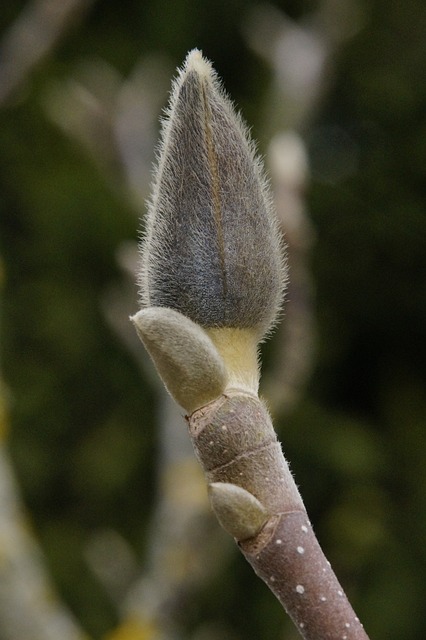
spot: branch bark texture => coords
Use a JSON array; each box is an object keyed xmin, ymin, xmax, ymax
[
  {"xmin": 189, "ymin": 393, "xmax": 368, "ymax": 640},
  {"xmin": 132, "ymin": 49, "xmax": 370, "ymax": 640}
]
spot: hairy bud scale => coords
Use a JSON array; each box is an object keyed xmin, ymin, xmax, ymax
[{"xmin": 139, "ymin": 49, "xmax": 286, "ymax": 339}]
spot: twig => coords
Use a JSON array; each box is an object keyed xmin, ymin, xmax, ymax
[
  {"xmin": 131, "ymin": 50, "xmax": 370, "ymax": 640},
  {"xmin": 190, "ymin": 394, "xmax": 367, "ymax": 640}
]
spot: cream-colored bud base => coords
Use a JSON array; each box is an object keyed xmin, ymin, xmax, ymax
[{"xmin": 205, "ymin": 328, "xmax": 259, "ymax": 396}]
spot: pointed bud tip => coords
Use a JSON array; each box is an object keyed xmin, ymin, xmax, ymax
[{"xmin": 183, "ymin": 48, "xmax": 213, "ymax": 79}]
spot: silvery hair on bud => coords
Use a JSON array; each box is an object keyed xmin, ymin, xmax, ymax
[{"xmin": 139, "ymin": 49, "xmax": 286, "ymax": 338}]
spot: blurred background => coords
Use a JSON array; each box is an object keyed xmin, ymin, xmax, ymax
[{"xmin": 1, "ymin": 0, "xmax": 426, "ymax": 639}]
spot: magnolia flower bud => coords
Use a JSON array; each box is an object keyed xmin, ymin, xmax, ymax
[{"xmin": 139, "ymin": 49, "xmax": 286, "ymax": 339}]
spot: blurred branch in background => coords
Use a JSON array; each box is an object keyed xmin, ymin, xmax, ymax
[
  {"xmin": 264, "ymin": 132, "xmax": 316, "ymax": 414},
  {"xmin": 244, "ymin": 0, "xmax": 364, "ymax": 133},
  {"xmin": 0, "ymin": 3, "xmax": 96, "ymax": 638},
  {"xmin": 44, "ymin": 54, "xmax": 171, "ymax": 207},
  {"xmin": 0, "ymin": 444, "xmax": 87, "ymax": 640},
  {"xmin": 0, "ymin": 258, "xmax": 87, "ymax": 640},
  {"xmin": 0, "ymin": 0, "xmax": 94, "ymax": 106},
  {"xmin": 244, "ymin": 0, "xmax": 363, "ymax": 416}
]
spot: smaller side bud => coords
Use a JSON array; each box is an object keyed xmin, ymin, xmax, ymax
[
  {"xmin": 208, "ymin": 482, "xmax": 269, "ymax": 541},
  {"xmin": 131, "ymin": 307, "xmax": 227, "ymax": 414}
]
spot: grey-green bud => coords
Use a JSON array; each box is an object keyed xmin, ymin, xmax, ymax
[
  {"xmin": 131, "ymin": 307, "xmax": 228, "ymax": 413},
  {"xmin": 208, "ymin": 482, "xmax": 269, "ymax": 541},
  {"xmin": 139, "ymin": 49, "xmax": 286, "ymax": 340}
]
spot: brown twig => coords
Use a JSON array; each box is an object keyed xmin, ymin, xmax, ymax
[
  {"xmin": 189, "ymin": 393, "xmax": 368, "ymax": 640},
  {"xmin": 132, "ymin": 49, "xmax": 371, "ymax": 640}
]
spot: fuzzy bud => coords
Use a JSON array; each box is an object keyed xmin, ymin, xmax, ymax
[
  {"xmin": 139, "ymin": 49, "xmax": 285, "ymax": 340},
  {"xmin": 208, "ymin": 482, "xmax": 269, "ymax": 541},
  {"xmin": 131, "ymin": 307, "xmax": 227, "ymax": 413}
]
